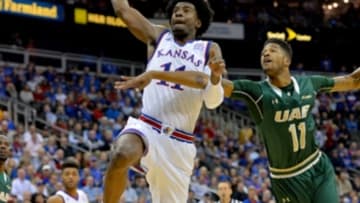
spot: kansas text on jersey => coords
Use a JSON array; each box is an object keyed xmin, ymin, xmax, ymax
[{"xmin": 142, "ymin": 30, "xmax": 212, "ymax": 133}]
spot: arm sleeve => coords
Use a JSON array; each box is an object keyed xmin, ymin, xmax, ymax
[
  {"xmin": 310, "ymin": 75, "xmax": 335, "ymax": 93},
  {"xmin": 203, "ymin": 77, "xmax": 224, "ymax": 109}
]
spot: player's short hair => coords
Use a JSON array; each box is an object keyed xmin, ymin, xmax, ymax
[
  {"xmin": 166, "ymin": 0, "xmax": 214, "ymax": 37},
  {"xmin": 264, "ymin": 38, "xmax": 293, "ymax": 60},
  {"xmin": 61, "ymin": 157, "xmax": 79, "ymax": 171},
  {"xmin": 217, "ymin": 179, "xmax": 232, "ymax": 188}
]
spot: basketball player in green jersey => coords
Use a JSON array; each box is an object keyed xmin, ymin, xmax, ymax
[
  {"xmin": 0, "ymin": 135, "xmax": 11, "ymax": 203},
  {"xmin": 115, "ymin": 38, "xmax": 360, "ymax": 203}
]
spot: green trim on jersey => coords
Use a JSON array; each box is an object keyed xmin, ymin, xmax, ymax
[{"xmin": 231, "ymin": 75, "xmax": 335, "ymax": 175}]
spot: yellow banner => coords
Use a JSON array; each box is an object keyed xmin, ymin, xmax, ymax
[
  {"xmin": 0, "ymin": 0, "xmax": 63, "ymax": 21},
  {"xmin": 74, "ymin": 8, "xmax": 126, "ymax": 28},
  {"xmin": 267, "ymin": 27, "xmax": 312, "ymax": 42}
]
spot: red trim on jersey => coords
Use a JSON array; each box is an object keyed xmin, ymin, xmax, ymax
[{"xmin": 139, "ymin": 114, "xmax": 194, "ymax": 143}]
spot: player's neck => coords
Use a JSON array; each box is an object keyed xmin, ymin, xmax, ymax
[
  {"xmin": 173, "ymin": 33, "xmax": 196, "ymax": 45},
  {"xmin": 65, "ymin": 188, "xmax": 78, "ymax": 199},
  {"xmin": 174, "ymin": 37, "xmax": 195, "ymax": 45},
  {"xmin": 220, "ymin": 197, "xmax": 231, "ymax": 203},
  {"xmin": 269, "ymin": 70, "xmax": 292, "ymax": 88},
  {"xmin": 0, "ymin": 163, "xmax": 5, "ymax": 173}
]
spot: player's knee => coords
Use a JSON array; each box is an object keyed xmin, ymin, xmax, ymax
[{"xmin": 110, "ymin": 144, "xmax": 140, "ymax": 168}]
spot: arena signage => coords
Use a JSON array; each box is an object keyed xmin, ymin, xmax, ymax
[
  {"xmin": 74, "ymin": 8, "xmax": 126, "ymax": 27},
  {"xmin": 267, "ymin": 27, "xmax": 312, "ymax": 42},
  {"xmin": 0, "ymin": 0, "xmax": 64, "ymax": 21}
]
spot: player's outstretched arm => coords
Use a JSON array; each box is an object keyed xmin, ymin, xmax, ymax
[
  {"xmin": 111, "ymin": 0, "xmax": 165, "ymax": 43},
  {"xmin": 114, "ymin": 71, "xmax": 234, "ymax": 98},
  {"xmin": 331, "ymin": 67, "xmax": 360, "ymax": 92},
  {"xmin": 203, "ymin": 42, "xmax": 226, "ymax": 108},
  {"xmin": 47, "ymin": 195, "xmax": 63, "ymax": 203},
  {"xmin": 207, "ymin": 42, "xmax": 225, "ymax": 84}
]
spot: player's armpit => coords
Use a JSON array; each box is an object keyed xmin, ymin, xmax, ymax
[
  {"xmin": 46, "ymin": 195, "xmax": 64, "ymax": 203},
  {"xmin": 331, "ymin": 67, "xmax": 360, "ymax": 92}
]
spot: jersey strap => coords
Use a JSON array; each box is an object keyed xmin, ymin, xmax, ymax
[
  {"xmin": 139, "ymin": 113, "xmax": 194, "ymax": 143},
  {"xmin": 269, "ymin": 149, "xmax": 321, "ymax": 178}
]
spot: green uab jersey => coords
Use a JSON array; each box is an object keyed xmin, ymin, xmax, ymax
[
  {"xmin": 231, "ymin": 76, "xmax": 334, "ymax": 176},
  {"xmin": 0, "ymin": 171, "xmax": 11, "ymax": 203}
]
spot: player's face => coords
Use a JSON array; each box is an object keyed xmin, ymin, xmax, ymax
[
  {"xmin": 0, "ymin": 135, "xmax": 10, "ymax": 162},
  {"xmin": 61, "ymin": 167, "xmax": 80, "ymax": 190},
  {"xmin": 170, "ymin": 2, "xmax": 200, "ymax": 39},
  {"xmin": 217, "ymin": 182, "xmax": 232, "ymax": 199},
  {"xmin": 261, "ymin": 43, "xmax": 289, "ymax": 77}
]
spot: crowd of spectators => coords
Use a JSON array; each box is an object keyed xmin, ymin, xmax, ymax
[
  {"xmin": 46, "ymin": 0, "xmax": 360, "ymax": 29},
  {"xmin": 0, "ymin": 61, "xmax": 359, "ymax": 203}
]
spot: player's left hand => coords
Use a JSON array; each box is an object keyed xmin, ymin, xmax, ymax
[
  {"xmin": 209, "ymin": 58, "xmax": 226, "ymax": 84},
  {"xmin": 209, "ymin": 58, "xmax": 226, "ymax": 78},
  {"xmin": 114, "ymin": 72, "xmax": 152, "ymax": 90}
]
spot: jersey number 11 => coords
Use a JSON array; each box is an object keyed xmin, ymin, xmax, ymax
[
  {"xmin": 156, "ymin": 62, "xmax": 185, "ymax": 91},
  {"xmin": 288, "ymin": 122, "xmax": 306, "ymax": 152}
]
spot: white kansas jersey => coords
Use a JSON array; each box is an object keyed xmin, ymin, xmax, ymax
[
  {"xmin": 56, "ymin": 190, "xmax": 89, "ymax": 203},
  {"xmin": 142, "ymin": 30, "xmax": 212, "ymax": 132}
]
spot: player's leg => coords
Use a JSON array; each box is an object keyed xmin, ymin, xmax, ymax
[
  {"xmin": 146, "ymin": 165, "xmax": 192, "ymax": 202},
  {"xmin": 145, "ymin": 137, "xmax": 196, "ymax": 203},
  {"xmin": 271, "ymin": 175, "xmax": 312, "ymax": 203},
  {"xmin": 103, "ymin": 124, "xmax": 146, "ymax": 203},
  {"xmin": 313, "ymin": 155, "xmax": 340, "ymax": 203}
]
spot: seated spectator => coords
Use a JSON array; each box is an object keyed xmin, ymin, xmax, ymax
[
  {"xmin": 11, "ymin": 168, "xmax": 37, "ymax": 201},
  {"xmin": 82, "ymin": 176, "xmax": 102, "ymax": 203}
]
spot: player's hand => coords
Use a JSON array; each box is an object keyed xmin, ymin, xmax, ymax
[
  {"xmin": 114, "ymin": 72, "xmax": 152, "ymax": 90},
  {"xmin": 209, "ymin": 58, "xmax": 226, "ymax": 77},
  {"xmin": 209, "ymin": 58, "xmax": 226, "ymax": 84}
]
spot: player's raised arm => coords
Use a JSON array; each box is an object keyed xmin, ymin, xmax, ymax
[
  {"xmin": 206, "ymin": 42, "xmax": 234, "ymax": 98},
  {"xmin": 207, "ymin": 42, "xmax": 225, "ymax": 84},
  {"xmin": 331, "ymin": 67, "xmax": 360, "ymax": 92},
  {"xmin": 202, "ymin": 42, "xmax": 226, "ymax": 108},
  {"xmin": 111, "ymin": 0, "xmax": 165, "ymax": 43}
]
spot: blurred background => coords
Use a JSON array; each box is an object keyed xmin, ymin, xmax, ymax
[{"xmin": 0, "ymin": 0, "xmax": 359, "ymax": 202}]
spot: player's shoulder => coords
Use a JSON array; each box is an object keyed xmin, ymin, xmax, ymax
[
  {"xmin": 292, "ymin": 75, "xmax": 308, "ymax": 81},
  {"xmin": 232, "ymin": 79, "xmax": 263, "ymax": 96},
  {"xmin": 232, "ymin": 79, "xmax": 262, "ymax": 89},
  {"xmin": 150, "ymin": 29, "xmax": 171, "ymax": 47},
  {"xmin": 77, "ymin": 189, "xmax": 89, "ymax": 201},
  {"xmin": 193, "ymin": 38, "xmax": 215, "ymax": 47},
  {"xmin": 244, "ymin": 79, "xmax": 264, "ymax": 86},
  {"xmin": 47, "ymin": 195, "xmax": 64, "ymax": 203},
  {"xmin": 293, "ymin": 75, "xmax": 322, "ymax": 86},
  {"xmin": 77, "ymin": 189, "xmax": 86, "ymax": 196}
]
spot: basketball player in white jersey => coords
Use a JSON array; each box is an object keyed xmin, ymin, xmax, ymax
[
  {"xmin": 47, "ymin": 158, "xmax": 89, "ymax": 203},
  {"xmin": 104, "ymin": 0, "xmax": 226, "ymax": 202}
]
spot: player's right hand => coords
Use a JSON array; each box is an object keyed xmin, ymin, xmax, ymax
[{"xmin": 114, "ymin": 72, "xmax": 152, "ymax": 91}]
